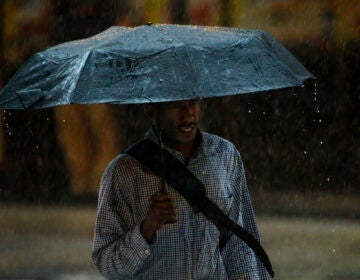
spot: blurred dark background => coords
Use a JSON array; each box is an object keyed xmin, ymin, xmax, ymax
[{"xmin": 0, "ymin": 0, "xmax": 359, "ymax": 206}]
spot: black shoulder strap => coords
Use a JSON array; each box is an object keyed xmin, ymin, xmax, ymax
[{"xmin": 125, "ymin": 139, "xmax": 274, "ymax": 278}]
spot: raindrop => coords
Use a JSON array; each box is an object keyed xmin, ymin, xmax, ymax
[
  {"xmin": 326, "ymin": 177, "xmax": 331, "ymax": 182},
  {"xmin": 8, "ymin": 132, "xmax": 12, "ymax": 136},
  {"xmin": 332, "ymin": 248, "xmax": 336, "ymax": 253},
  {"xmin": 314, "ymin": 81, "xmax": 318, "ymax": 95},
  {"xmin": 332, "ymin": 228, "xmax": 335, "ymax": 233},
  {"xmin": 312, "ymin": 81, "xmax": 322, "ymax": 121},
  {"xmin": 248, "ymin": 109, "xmax": 252, "ymax": 113},
  {"xmin": 62, "ymin": 119, "xmax": 66, "ymax": 123},
  {"xmin": 303, "ymin": 150, "xmax": 308, "ymax": 155},
  {"xmin": 320, "ymin": 140, "xmax": 324, "ymax": 145}
]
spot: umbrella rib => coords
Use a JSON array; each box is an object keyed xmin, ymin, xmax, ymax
[
  {"xmin": 255, "ymin": 31, "xmax": 308, "ymax": 84},
  {"xmin": 0, "ymin": 95, "xmax": 22, "ymax": 108},
  {"xmin": 69, "ymin": 51, "xmax": 92, "ymax": 103},
  {"xmin": 183, "ymin": 46, "xmax": 201, "ymax": 99},
  {"xmin": 153, "ymin": 25, "xmax": 200, "ymax": 100}
]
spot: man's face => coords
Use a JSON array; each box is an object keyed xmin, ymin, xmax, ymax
[{"xmin": 154, "ymin": 100, "xmax": 201, "ymax": 147}]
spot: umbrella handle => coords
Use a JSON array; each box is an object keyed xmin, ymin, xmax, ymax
[
  {"xmin": 160, "ymin": 178, "xmax": 168, "ymax": 194},
  {"xmin": 159, "ymin": 130, "xmax": 177, "ymax": 225}
]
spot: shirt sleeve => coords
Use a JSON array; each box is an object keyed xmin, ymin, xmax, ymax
[
  {"xmin": 221, "ymin": 149, "xmax": 271, "ymax": 280},
  {"xmin": 92, "ymin": 157, "xmax": 151, "ymax": 279}
]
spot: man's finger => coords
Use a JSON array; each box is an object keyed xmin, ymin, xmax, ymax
[{"xmin": 151, "ymin": 194, "xmax": 173, "ymax": 202}]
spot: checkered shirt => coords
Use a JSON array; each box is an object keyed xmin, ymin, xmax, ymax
[{"xmin": 92, "ymin": 129, "xmax": 270, "ymax": 280}]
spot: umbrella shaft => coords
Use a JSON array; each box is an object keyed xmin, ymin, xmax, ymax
[{"xmin": 158, "ymin": 130, "xmax": 168, "ymax": 194}]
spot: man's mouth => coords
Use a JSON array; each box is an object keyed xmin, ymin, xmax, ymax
[{"xmin": 178, "ymin": 123, "xmax": 197, "ymax": 133}]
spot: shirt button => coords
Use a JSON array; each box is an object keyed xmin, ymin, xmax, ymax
[{"xmin": 144, "ymin": 249, "xmax": 150, "ymax": 255}]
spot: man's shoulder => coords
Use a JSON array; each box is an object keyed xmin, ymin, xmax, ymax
[
  {"xmin": 202, "ymin": 132, "xmax": 237, "ymax": 151},
  {"xmin": 106, "ymin": 153, "xmax": 138, "ymax": 171}
]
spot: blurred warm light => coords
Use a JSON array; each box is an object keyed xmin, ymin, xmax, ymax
[
  {"xmin": 334, "ymin": 0, "xmax": 360, "ymax": 43},
  {"xmin": 55, "ymin": 105, "xmax": 119, "ymax": 196},
  {"xmin": 229, "ymin": 0, "xmax": 360, "ymax": 46}
]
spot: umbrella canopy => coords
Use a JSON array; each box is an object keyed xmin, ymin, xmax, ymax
[{"xmin": 0, "ymin": 24, "xmax": 313, "ymax": 109}]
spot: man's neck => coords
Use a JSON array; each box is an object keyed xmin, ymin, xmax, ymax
[
  {"xmin": 171, "ymin": 142, "xmax": 194, "ymax": 161},
  {"xmin": 164, "ymin": 130, "xmax": 202, "ymax": 162},
  {"xmin": 152, "ymin": 126, "xmax": 202, "ymax": 162}
]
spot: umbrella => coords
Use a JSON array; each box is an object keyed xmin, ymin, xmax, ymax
[{"xmin": 0, "ymin": 23, "xmax": 313, "ymax": 109}]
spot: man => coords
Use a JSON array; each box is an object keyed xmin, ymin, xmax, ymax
[{"xmin": 92, "ymin": 99, "xmax": 270, "ymax": 279}]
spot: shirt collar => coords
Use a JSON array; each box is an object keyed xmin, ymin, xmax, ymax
[{"xmin": 144, "ymin": 127, "xmax": 205, "ymax": 161}]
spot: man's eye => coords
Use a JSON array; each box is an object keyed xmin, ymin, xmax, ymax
[{"xmin": 169, "ymin": 102, "xmax": 180, "ymax": 109}]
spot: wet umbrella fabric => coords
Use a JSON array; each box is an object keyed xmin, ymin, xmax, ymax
[{"xmin": 0, "ymin": 24, "xmax": 313, "ymax": 109}]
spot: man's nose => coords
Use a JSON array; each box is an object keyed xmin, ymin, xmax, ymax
[{"xmin": 181, "ymin": 102, "xmax": 195, "ymax": 117}]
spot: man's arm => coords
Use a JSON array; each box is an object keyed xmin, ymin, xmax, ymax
[
  {"xmin": 221, "ymin": 150, "xmax": 270, "ymax": 280},
  {"xmin": 92, "ymin": 157, "xmax": 177, "ymax": 279},
  {"xmin": 92, "ymin": 158, "xmax": 151, "ymax": 278}
]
